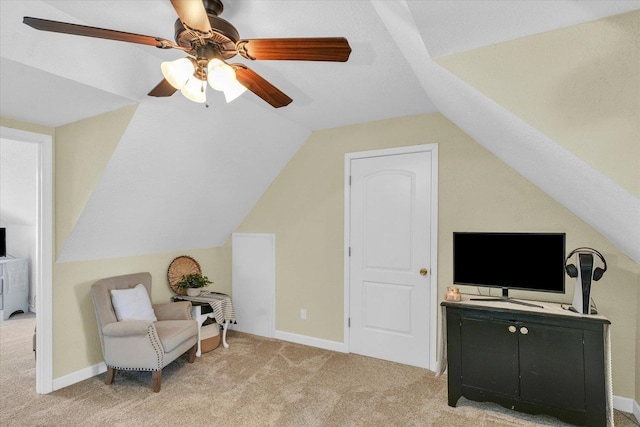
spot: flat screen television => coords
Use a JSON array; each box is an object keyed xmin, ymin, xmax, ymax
[
  {"xmin": 0, "ymin": 228, "xmax": 5, "ymax": 257},
  {"xmin": 453, "ymin": 232, "xmax": 565, "ymax": 306}
]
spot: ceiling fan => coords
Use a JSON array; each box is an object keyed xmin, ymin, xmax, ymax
[{"xmin": 23, "ymin": 0, "xmax": 352, "ymax": 108}]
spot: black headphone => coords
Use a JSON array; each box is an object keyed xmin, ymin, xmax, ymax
[{"xmin": 565, "ymin": 247, "xmax": 607, "ymax": 281}]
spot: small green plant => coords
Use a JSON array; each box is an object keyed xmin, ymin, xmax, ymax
[{"xmin": 175, "ymin": 273, "xmax": 212, "ymax": 289}]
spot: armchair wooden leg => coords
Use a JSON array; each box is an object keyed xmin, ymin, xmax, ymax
[
  {"xmin": 105, "ymin": 367, "xmax": 115, "ymax": 385},
  {"xmin": 188, "ymin": 344, "xmax": 197, "ymax": 363},
  {"xmin": 152, "ymin": 370, "xmax": 162, "ymax": 393}
]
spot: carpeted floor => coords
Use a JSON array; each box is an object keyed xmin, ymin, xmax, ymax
[{"xmin": 1, "ymin": 312, "xmax": 638, "ymax": 426}]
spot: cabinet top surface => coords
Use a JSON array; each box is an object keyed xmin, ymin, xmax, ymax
[{"xmin": 442, "ymin": 296, "xmax": 610, "ymax": 324}]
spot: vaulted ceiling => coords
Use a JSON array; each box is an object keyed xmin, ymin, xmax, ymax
[{"xmin": 1, "ymin": 1, "xmax": 638, "ymax": 263}]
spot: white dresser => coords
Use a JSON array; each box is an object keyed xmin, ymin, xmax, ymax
[{"xmin": 0, "ymin": 258, "xmax": 29, "ymax": 320}]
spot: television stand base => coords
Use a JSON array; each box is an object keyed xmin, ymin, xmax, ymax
[{"xmin": 469, "ymin": 297, "xmax": 544, "ymax": 309}]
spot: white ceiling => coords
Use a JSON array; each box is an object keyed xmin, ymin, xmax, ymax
[
  {"xmin": 4, "ymin": 0, "xmax": 636, "ymax": 129},
  {"xmin": 1, "ymin": 0, "xmax": 638, "ymax": 262}
]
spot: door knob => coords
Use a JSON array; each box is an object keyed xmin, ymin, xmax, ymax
[
  {"xmin": 419, "ymin": 268, "xmax": 428, "ymax": 276},
  {"xmin": 520, "ymin": 326, "xmax": 529, "ymax": 335},
  {"xmin": 508, "ymin": 325, "xmax": 517, "ymax": 333}
]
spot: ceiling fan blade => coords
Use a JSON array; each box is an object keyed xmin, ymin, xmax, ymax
[
  {"xmin": 148, "ymin": 79, "xmax": 178, "ymax": 97},
  {"xmin": 23, "ymin": 17, "xmax": 173, "ymax": 48},
  {"xmin": 233, "ymin": 65, "xmax": 292, "ymax": 108},
  {"xmin": 170, "ymin": 0, "xmax": 212, "ymax": 34},
  {"xmin": 237, "ymin": 37, "xmax": 351, "ymax": 62}
]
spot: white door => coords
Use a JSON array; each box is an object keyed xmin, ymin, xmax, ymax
[
  {"xmin": 348, "ymin": 149, "xmax": 434, "ymax": 368},
  {"xmin": 231, "ymin": 233, "xmax": 275, "ymax": 338}
]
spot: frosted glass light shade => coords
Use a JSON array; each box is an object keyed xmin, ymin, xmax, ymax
[
  {"xmin": 181, "ymin": 77, "xmax": 207, "ymax": 103},
  {"xmin": 223, "ymin": 79, "xmax": 247, "ymax": 103},
  {"xmin": 161, "ymin": 58, "xmax": 196, "ymax": 90},
  {"xmin": 207, "ymin": 59, "xmax": 236, "ymax": 91}
]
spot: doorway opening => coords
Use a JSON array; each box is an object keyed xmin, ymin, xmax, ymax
[{"xmin": 0, "ymin": 126, "xmax": 53, "ymax": 393}]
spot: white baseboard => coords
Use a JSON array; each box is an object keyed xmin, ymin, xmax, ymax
[
  {"xmin": 274, "ymin": 329, "xmax": 347, "ymax": 353},
  {"xmin": 613, "ymin": 395, "xmax": 635, "ymax": 413},
  {"xmin": 52, "ymin": 361, "xmax": 106, "ymax": 391},
  {"xmin": 613, "ymin": 395, "xmax": 640, "ymax": 422}
]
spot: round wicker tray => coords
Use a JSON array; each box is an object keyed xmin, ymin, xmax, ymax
[{"xmin": 167, "ymin": 255, "xmax": 202, "ymax": 295}]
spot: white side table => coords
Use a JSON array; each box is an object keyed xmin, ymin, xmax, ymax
[
  {"xmin": 191, "ymin": 304, "xmax": 230, "ymax": 356},
  {"xmin": 172, "ymin": 293, "xmax": 236, "ymax": 356}
]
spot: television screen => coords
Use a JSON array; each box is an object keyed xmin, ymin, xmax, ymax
[
  {"xmin": 453, "ymin": 232, "xmax": 565, "ymax": 294},
  {"xmin": 0, "ymin": 228, "xmax": 5, "ymax": 257}
]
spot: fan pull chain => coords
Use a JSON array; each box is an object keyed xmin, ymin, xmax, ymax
[{"xmin": 202, "ymin": 67, "xmax": 209, "ymax": 108}]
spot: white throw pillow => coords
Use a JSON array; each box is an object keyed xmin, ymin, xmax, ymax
[{"xmin": 110, "ymin": 284, "xmax": 157, "ymax": 322}]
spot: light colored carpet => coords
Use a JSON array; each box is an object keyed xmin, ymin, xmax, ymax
[{"xmin": 1, "ymin": 313, "xmax": 638, "ymax": 426}]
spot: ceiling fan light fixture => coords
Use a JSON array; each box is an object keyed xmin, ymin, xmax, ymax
[
  {"xmin": 161, "ymin": 57, "xmax": 196, "ymax": 90},
  {"xmin": 23, "ymin": 2, "xmax": 352, "ymax": 109},
  {"xmin": 207, "ymin": 58, "xmax": 236, "ymax": 92},
  {"xmin": 223, "ymin": 79, "xmax": 248, "ymax": 103},
  {"xmin": 181, "ymin": 77, "xmax": 207, "ymax": 103}
]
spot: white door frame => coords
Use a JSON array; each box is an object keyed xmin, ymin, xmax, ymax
[
  {"xmin": 1, "ymin": 126, "xmax": 53, "ymax": 394},
  {"xmin": 344, "ymin": 144, "xmax": 438, "ymax": 371}
]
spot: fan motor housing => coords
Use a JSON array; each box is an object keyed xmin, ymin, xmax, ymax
[{"xmin": 173, "ymin": 14, "xmax": 239, "ymax": 60}]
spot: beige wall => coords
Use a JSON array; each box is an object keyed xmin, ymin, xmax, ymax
[
  {"xmin": 50, "ymin": 108, "xmax": 232, "ymax": 377},
  {"xmin": 2, "ymin": 111, "xmax": 638, "ymax": 399},
  {"xmin": 236, "ymin": 112, "xmax": 639, "ymax": 398},
  {"xmin": 1, "ymin": 117, "xmax": 55, "ymax": 138},
  {"xmin": 433, "ymin": 10, "xmax": 640, "ymax": 402},
  {"xmin": 52, "ymin": 247, "xmax": 230, "ymax": 377},
  {"xmin": 2, "ymin": 113, "xmax": 232, "ymax": 379},
  {"xmin": 55, "ymin": 105, "xmax": 138, "ymax": 256}
]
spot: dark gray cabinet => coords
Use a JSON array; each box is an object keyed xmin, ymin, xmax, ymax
[{"xmin": 443, "ymin": 301, "xmax": 610, "ymax": 427}]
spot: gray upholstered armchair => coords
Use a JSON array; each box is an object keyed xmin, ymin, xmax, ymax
[{"xmin": 91, "ymin": 272, "xmax": 198, "ymax": 392}]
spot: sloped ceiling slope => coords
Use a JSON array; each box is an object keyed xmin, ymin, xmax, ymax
[
  {"xmin": 435, "ymin": 9, "xmax": 640, "ymax": 197},
  {"xmin": 372, "ymin": 1, "xmax": 640, "ymax": 263},
  {"xmin": 58, "ymin": 98, "xmax": 310, "ymax": 261},
  {"xmin": 1, "ymin": 1, "xmax": 639, "ymax": 262}
]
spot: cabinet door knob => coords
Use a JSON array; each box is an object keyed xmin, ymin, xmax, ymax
[
  {"xmin": 419, "ymin": 268, "xmax": 428, "ymax": 276},
  {"xmin": 508, "ymin": 325, "xmax": 517, "ymax": 333},
  {"xmin": 520, "ymin": 326, "xmax": 529, "ymax": 335}
]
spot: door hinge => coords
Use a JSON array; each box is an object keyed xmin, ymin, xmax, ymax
[
  {"xmin": 349, "ymin": 175, "xmax": 352, "ymax": 185},
  {"xmin": 348, "ymin": 317, "xmax": 351, "ymax": 327},
  {"xmin": 348, "ymin": 247, "xmax": 351, "ymax": 256}
]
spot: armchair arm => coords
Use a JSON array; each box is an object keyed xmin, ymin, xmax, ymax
[
  {"xmin": 102, "ymin": 320, "xmax": 154, "ymax": 337},
  {"xmin": 101, "ymin": 320, "xmax": 164, "ymax": 371},
  {"xmin": 153, "ymin": 301, "xmax": 192, "ymax": 321}
]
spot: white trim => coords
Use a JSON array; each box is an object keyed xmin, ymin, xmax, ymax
[
  {"xmin": 343, "ymin": 158, "xmax": 351, "ymax": 356},
  {"xmin": 613, "ymin": 395, "xmax": 640, "ymax": 424},
  {"xmin": 428, "ymin": 144, "xmax": 439, "ymax": 372},
  {"xmin": 344, "ymin": 143, "xmax": 439, "ymax": 372},
  {"xmin": 52, "ymin": 362, "xmax": 106, "ymax": 391},
  {"xmin": 1, "ymin": 126, "xmax": 53, "ymax": 394},
  {"xmin": 274, "ymin": 329, "xmax": 347, "ymax": 353},
  {"xmin": 613, "ymin": 395, "xmax": 634, "ymax": 413}
]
